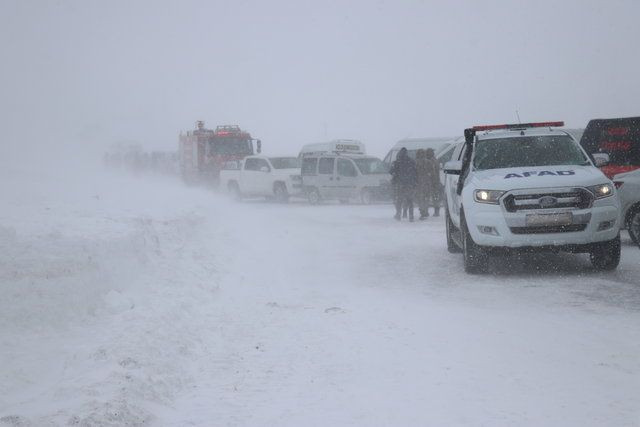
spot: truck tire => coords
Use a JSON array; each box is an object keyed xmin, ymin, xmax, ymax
[
  {"xmin": 461, "ymin": 211, "xmax": 486, "ymax": 274},
  {"xmin": 360, "ymin": 189, "xmax": 372, "ymax": 205},
  {"xmin": 590, "ymin": 234, "xmax": 621, "ymax": 271},
  {"xmin": 307, "ymin": 188, "xmax": 321, "ymax": 204},
  {"xmin": 627, "ymin": 206, "xmax": 640, "ymax": 245},
  {"xmin": 446, "ymin": 206, "xmax": 462, "ymax": 253},
  {"xmin": 274, "ymin": 183, "xmax": 289, "ymax": 203},
  {"xmin": 228, "ymin": 181, "xmax": 242, "ymax": 201}
]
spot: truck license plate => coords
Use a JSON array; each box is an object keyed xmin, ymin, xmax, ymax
[{"xmin": 526, "ymin": 212, "xmax": 573, "ymax": 226}]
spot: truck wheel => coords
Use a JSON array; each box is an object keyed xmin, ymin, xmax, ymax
[
  {"xmin": 627, "ymin": 208, "xmax": 640, "ymax": 245},
  {"xmin": 590, "ymin": 234, "xmax": 621, "ymax": 271},
  {"xmin": 461, "ymin": 211, "xmax": 486, "ymax": 274},
  {"xmin": 307, "ymin": 188, "xmax": 321, "ymax": 205},
  {"xmin": 360, "ymin": 189, "xmax": 372, "ymax": 205},
  {"xmin": 228, "ymin": 182, "xmax": 242, "ymax": 201},
  {"xmin": 446, "ymin": 206, "xmax": 462, "ymax": 253},
  {"xmin": 274, "ymin": 183, "xmax": 289, "ymax": 203}
]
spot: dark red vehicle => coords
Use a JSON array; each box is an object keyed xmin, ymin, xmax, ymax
[
  {"xmin": 179, "ymin": 121, "xmax": 261, "ymax": 186},
  {"xmin": 580, "ymin": 116, "xmax": 640, "ymax": 178}
]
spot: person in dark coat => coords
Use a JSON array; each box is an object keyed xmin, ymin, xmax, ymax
[
  {"xmin": 423, "ymin": 148, "xmax": 442, "ymax": 217},
  {"xmin": 389, "ymin": 147, "xmax": 417, "ymax": 221},
  {"xmin": 415, "ymin": 149, "xmax": 430, "ymax": 220}
]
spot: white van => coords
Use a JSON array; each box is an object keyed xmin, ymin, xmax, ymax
[
  {"xmin": 299, "ymin": 141, "xmax": 391, "ymax": 204},
  {"xmin": 299, "ymin": 139, "xmax": 366, "ymax": 157},
  {"xmin": 383, "ymin": 137, "xmax": 456, "ymax": 166}
]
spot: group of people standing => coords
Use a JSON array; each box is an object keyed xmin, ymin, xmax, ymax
[{"xmin": 389, "ymin": 147, "xmax": 442, "ymax": 222}]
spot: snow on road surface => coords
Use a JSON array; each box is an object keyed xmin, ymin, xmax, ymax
[{"xmin": 1, "ymin": 165, "xmax": 639, "ymax": 426}]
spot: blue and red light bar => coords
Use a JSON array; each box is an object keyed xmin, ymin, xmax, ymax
[{"xmin": 472, "ymin": 121, "xmax": 564, "ymax": 131}]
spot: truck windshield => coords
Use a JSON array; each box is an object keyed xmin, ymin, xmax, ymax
[
  {"xmin": 353, "ymin": 158, "xmax": 389, "ymax": 174},
  {"xmin": 211, "ymin": 138, "xmax": 253, "ymax": 156},
  {"xmin": 269, "ymin": 157, "xmax": 300, "ymax": 169},
  {"xmin": 473, "ymin": 135, "xmax": 589, "ymax": 170}
]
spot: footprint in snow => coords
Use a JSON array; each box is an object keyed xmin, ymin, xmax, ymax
[
  {"xmin": 0, "ymin": 415, "xmax": 29, "ymax": 426},
  {"xmin": 119, "ymin": 357, "xmax": 140, "ymax": 369}
]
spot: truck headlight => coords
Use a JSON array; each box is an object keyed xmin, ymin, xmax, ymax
[
  {"xmin": 588, "ymin": 183, "xmax": 614, "ymax": 199},
  {"xmin": 473, "ymin": 189, "xmax": 505, "ymax": 204}
]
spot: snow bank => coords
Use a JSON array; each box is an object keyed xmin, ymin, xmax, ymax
[{"xmin": 0, "ymin": 158, "xmax": 224, "ymax": 425}]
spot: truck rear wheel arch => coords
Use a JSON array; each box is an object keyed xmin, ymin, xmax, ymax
[
  {"xmin": 360, "ymin": 188, "xmax": 373, "ymax": 204},
  {"xmin": 625, "ymin": 203, "xmax": 640, "ymax": 244},
  {"xmin": 625, "ymin": 202, "xmax": 640, "ymax": 225},
  {"xmin": 228, "ymin": 181, "xmax": 242, "ymax": 200},
  {"xmin": 273, "ymin": 182, "xmax": 289, "ymax": 203}
]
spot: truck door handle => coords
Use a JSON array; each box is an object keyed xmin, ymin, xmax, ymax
[
  {"xmin": 336, "ymin": 177, "xmax": 341, "ymax": 181},
  {"xmin": 329, "ymin": 177, "xmax": 333, "ymax": 181}
]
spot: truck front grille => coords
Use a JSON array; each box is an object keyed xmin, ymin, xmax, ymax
[
  {"xmin": 509, "ymin": 224, "xmax": 588, "ymax": 234},
  {"xmin": 503, "ymin": 188, "xmax": 593, "ymax": 212}
]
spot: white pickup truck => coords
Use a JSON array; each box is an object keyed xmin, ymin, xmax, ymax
[
  {"xmin": 220, "ymin": 155, "xmax": 302, "ymax": 202},
  {"xmin": 443, "ymin": 121, "xmax": 621, "ymax": 273}
]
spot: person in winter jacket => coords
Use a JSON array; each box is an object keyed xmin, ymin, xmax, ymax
[
  {"xmin": 415, "ymin": 149, "xmax": 430, "ymax": 220},
  {"xmin": 416, "ymin": 148, "xmax": 441, "ymax": 218},
  {"xmin": 390, "ymin": 147, "xmax": 417, "ymax": 221}
]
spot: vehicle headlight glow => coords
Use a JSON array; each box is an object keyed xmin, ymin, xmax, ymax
[
  {"xmin": 473, "ymin": 189, "xmax": 505, "ymax": 204},
  {"xmin": 588, "ymin": 183, "xmax": 614, "ymax": 199}
]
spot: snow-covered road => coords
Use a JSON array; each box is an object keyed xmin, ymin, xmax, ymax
[{"xmin": 1, "ymin": 169, "xmax": 639, "ymax": 426}]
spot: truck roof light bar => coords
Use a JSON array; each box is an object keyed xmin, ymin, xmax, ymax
[{"xmin": 472, "ymin": 121, "xmax": 564, "ymax": 131}]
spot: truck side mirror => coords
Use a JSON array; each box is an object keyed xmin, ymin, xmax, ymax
[
  {"xmin": 592, "ymin": 152, "xmax": 610, "ymax": 167},
  {"xmin": 444, "ymin": 160, "xmax": 462, "ymax": 175},
  {"xmin": 260, "ymin": 166, "xmax": 270, "ymax": 173},
  {"xmin": 256, "ymin": 140, "xmax": 262, "ymax": 154}
]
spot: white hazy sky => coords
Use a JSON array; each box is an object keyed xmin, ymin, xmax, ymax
[{"xmin": 1, "ymin": 0, "xmax": 639, "ymax": 157}]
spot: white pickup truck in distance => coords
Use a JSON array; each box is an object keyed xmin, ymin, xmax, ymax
[
  {"xmin": 443, "ymin": 121, "xmax": 621, "ymax": 274},
  {"xmin": 220, "ymin": 156, "xmax": 302, "ymax": 202}
]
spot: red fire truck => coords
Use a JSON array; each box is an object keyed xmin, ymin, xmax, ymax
[{"xmin": 179, "ymin": 121, "xmax": 261, "ymax": 186}]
